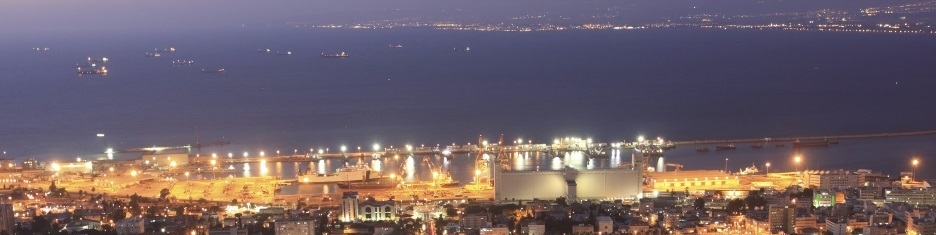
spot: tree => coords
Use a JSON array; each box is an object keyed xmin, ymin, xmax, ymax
[
  {"xmin": 31, "ymin": 216, "xmax": 52, "ymax": 234},
  {"xmin": 446, "ymin": 207, "xmax": 458, "ymax": 218},
  {"xmin": 801, "ymin": 188, "xmax": 815, "ymax": 199},
  {"xmin": 555, "ymin": 197, "xmax": 568, "ymax": 207},
  {"xmin": 159, "ymin": 188, "xmax": 171, "ymax": 200},
  {"xmin": 175, "ymin": 206, "xmax": 186, "ymax": 216},
  {"xmin": 693, "ymin": 198, "xmax": 706, "ymax": 210},
  {"xmin": 726, "ymin": 199, "xmax": 746, "ymax": 214}
]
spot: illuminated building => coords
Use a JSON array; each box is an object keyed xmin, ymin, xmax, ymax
[
  {"xmin": 814, "ymin": 190, "xmax": 837, "ymax": 207},
  {"xmin": 802, "ymin": 170, "xmax": 860, "ymax": 189},
  {"xmin": 646, "ymin": 170, "xmax": 741, "ymax": 193},
  {"xmin": 0, "ymin": 204, "xmax": 11, "ymax": 234},
  {"xmin": 494, "ymin": 166, "xmax": 641, "ymax": 201},
  {"xmin": 339, "ymin": 192, "xmax": 397, "ymax": 222},
  {"xmin": 826, "ymin": 218, "xmax": 849, "ymax": 235},
  {"xmin": 274, "ymin": 219, "xmax": 316, "ymax": 235},
  {"xmin": 768, "ymin": 205, "xmax": 795, "ymax": 234},
  {"xmin": 885, "ymin": 188, "xmax": 936, "ymax": 205},
  {"xmin": 115, "ymin": 217, "xmax": 144, "ymax": 235}
]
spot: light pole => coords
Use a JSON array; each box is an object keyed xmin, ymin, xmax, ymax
[
  {"xmin": 210, "ymin": 159, "xmax": 217, "ymax": 180},
  {"xmin": 912, "ymin": 158, "xmax": 920, "ymax": 182},
  {"xmin": 765, "ymin": 162, "xmax": 771, "ymax": 174},
  {"xmin": 794, "ymin": 155, "xmax": 802, "ymax": 173},
  {"xmin": 724, "ymin": 158, "xmax": 729, "ymax": 172}
]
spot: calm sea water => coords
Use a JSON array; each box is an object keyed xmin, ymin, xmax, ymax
[{"xmin": 2, "ymin": 28, "xmax": 936, "ymax": 182}]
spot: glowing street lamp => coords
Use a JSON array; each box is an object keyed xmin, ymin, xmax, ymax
[
  {"xmin": 340, "ymin": 145, "xmax": 347, "ymax": 153},
  {"xmin": 912, "ymin": 158, "xmax": 920, "ymax": 182},
  {"xmin": 794, "ymin": 155, "xmax": 803, "ymax": 173},
  {"xmin": 373, "ymin": 144, "xmax": 380, "ymax": 151},
  {"xmin": 765, "ymin": 162, "xmax": 771, "ymax": 174}
]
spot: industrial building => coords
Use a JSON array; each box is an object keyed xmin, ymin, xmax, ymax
[
  {"xmin": 494, "ymin": 166, "xmax": 641, "ymax": 201},
  {"xmin": 646, "ymin": 170, "xmax": 741, "ymax": 193}
]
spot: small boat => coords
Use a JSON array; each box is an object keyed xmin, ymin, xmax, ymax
[
  {"xmin": 275, "ymin": 51, "xmax": 292, "ymax": 55},
  {"xmin": 172, "ymin": 60, "xmax": 195, "ymax": 66},
  {"xmin": 145, "ymin": 52, "xmax": 161, "ymax": 57},
  {"xmin": 696, "ymin": 147, "xmax": 710, "ymax": 152},
  {"xmin": 201, "ymin": 68, "xmax": 225, "ymax": 73},
  {"xmin": 321, "ymin": 52, "xmax": 349, "ymax": 58},
  {"xmin": 33, "ymin": 47, "xmax": 51, "ymax": 52},
  {"xmin": 751, "ymin": 144, "xmax": 763, "ymax": 149},
  {"xmin": 715, "ymin": 144, "xmax": 736, "ymax": 150},
  {"xmin": 454, "ymin": 47, "xmax": 470, "ymax": 52},
  {"xmin": 389, "ymin": 44, "xmax": 404, "ymax": 48},
  {"xmin": 156, "ymin": 47, "xmax": 176, "ymax": 52},
  {"xmin": 88, "ymin": 57, "xmax": 109, "ymax": 63},
  {"xmin": 258, "ymin": 48, "xmax": 272, "ymax": 53}
]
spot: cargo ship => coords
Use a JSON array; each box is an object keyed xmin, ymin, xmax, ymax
[
  {"xmin": 715, "ymin": 144, "xmax": 737, "ymax": 150},
  {"xmin": 156, "ymin": 47, "xmax": 176, "ymax": 52},
  {"xmin": 454, "ymin": 47, "xmax": 470, "ymax": 52},
  {"xmin": 76, "ymin": 64, "xmax": 107, "ymax": 75},
  {"xmin": 145, "ymin": 52, "xmax": 161, "ymax": 57},
  {"xmin": 298, "ymin": 164, "xmax": 385, "ymax": 184},
  {"xmin": 276, "ymin": 51, "xmax": 292, "ymax": 55},
  {"xmin": 337, "ymin": 179, "xmax": 399, "ymax": 189},
  {"xmin": 258, "ymin": 48, "xmax": 272, "ymax": 53},
  {"xmin": 201, "ymin": 68, "xmax": 225, "ymax": 73},
  {"xmin": 389, "ymin": 44, "xmax": 404, "ymax": 48},
  {"xmin": 88, "ymin": 57, "xmax": 109, "ymax": 63},
  {"xmin": 321, "ymin": 52, "xmax": 349, "ymax": 58}
]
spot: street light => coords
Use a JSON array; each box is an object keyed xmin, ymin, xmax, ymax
[
  {"xmin": 724, "ymin": 158, "xmax": 729, "ymax": 172},
  {"xmin": 340, "ymin": 145, "xmax": 347, "ymax": 152},
  {"xmin": 794, "ymin": 155, "xmax": 803, "ymax": 173},
  {"xmin": 765, "ymin": 162, "xmax": 771, "ymax": 174},
  {"xmin": 373, "ymin": 144, "xmax": 380, "ymax": 151},
  {"xmin": 912, "ymin": 158, "xmax": 920, "ymax": 182}
]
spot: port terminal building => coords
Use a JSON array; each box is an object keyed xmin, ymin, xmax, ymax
[{"xmin": 494, "ymin": 166, "xmax": 642, "ymax": 202}]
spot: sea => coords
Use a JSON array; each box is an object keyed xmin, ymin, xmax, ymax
[{"xmin": 2, "ymin": 28, "xmax": 936, "ymax": 190}]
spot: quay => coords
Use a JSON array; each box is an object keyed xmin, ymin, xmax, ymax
[{"xmin": 670, "ymin": 129, "xmax": 936, "ymax": 146}]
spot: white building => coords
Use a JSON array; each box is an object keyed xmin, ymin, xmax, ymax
[
  {"xmin": 522, "ymin": 222, "xmax": 545, "ymax": 235},
  {"xmin": 274, "ymin": 219, "xmax": 315, "ymax": 235},
  {"xmin": 115, "ymin": 217, "xmax": 145, "ymax": 235},
  {"xmin": 339, "ymin": 191, "xmax": 397, "ymax": 222},
  {"xmin": 496, "ymin": 166, "xmax": 641, "ymax": 201},
  {"xmin": 803, "ymin": 170, "xmax": 860, "ymax": 189},
  {"xmin": 596, "ymin": 216, "xmax": 614, "ymax": 234}
]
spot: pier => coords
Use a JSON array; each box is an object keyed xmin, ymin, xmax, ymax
[{"xmin": 670, "ymin": 129, "xmax": 936, "ymax": 146}]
